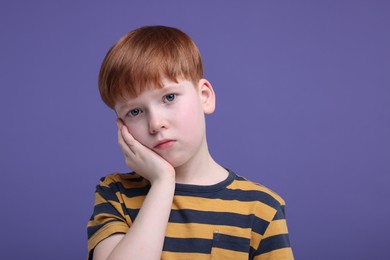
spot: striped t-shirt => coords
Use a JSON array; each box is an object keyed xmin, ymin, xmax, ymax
[{"xmin": 87, "ymin": 169, "xmax": 293, "ymax": 259}]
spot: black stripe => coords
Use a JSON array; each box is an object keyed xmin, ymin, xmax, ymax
[
  {"xmin": 256, "ymin": 234, "xmax": 291, "ymax": 255},
  {"xmin": 92, "ymin": 202, "xmax": 125, "ymax": 220},
  {"xmin": 223, "ymin": 188, "xmax": 281, "ymax": 209},
  {"xmin": 235, "ymin": 175, "xmax": 247, "ymax": 181},
  {"xmin": 175, "ymin": 187, "xmax": 282, "ymax": 210},
  {"xmin": 90, "ymin": 198, "xmax": 138, "ymax": 223},
  {"xmin": 273, "ymin": 205, "xmax": 286, "ymax": 220},
  {"xmin": 123, "ymin": 174, "xmax": 145, "ymax": 182},
  {"xmin": 249, "ymin": 246, "xmax": 256, "ymax": 258},
  {"xmin": 107, "ymin": 182, "xmax": 150, "ymax": 198},
  {"xmin": 98, "ymin": 174, "xmax": 151, "ymax": 199},
  {"xmin": 212, "ymin": 233, "xmax": 250, "ymax": 253},
  {"xmin": 169, "ymin": 209, "xmax": 269, "ymax": 232},
  {"xmin": 128, "ymin": 208, "xmax": 140, "ymax": 222},
  {"xmin": 87, "ymin": 219, "xmax": 121, "ymax": 238},
  {"xmin": 252, "ymin": 214, "xmax": 270, "ymax": 235},
  {"xmin": 96, "ymin": 185, "xmax": 120, "ymax": 202},
  {"xmin": 164, "ymin": 237, "xmax": 213, "ymax": 254},
  {"xmin": 163, "ymin": 234, "xmax": 251, "ymax": 254},
  {"xmin": 100, "ymin": 172, "xmax": 144, "ymax": 182}
]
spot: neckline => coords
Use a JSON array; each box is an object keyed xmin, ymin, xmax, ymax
[{"xmin": 174, "ymin": 169, "xmax": 235, "ymax": 193}]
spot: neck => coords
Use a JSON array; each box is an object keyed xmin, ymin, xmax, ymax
[{"xmin": 174, "ymin": 142, "xmax": 228, "ymax": 185}]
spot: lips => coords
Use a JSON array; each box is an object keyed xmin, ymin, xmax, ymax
[{"xmin": 154, "ymin": 139, "xmax": 176, "ymax": 150}]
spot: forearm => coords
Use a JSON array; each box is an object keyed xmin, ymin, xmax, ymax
[{"xmin": 107, "ymin": 178, "xmax": 175, "ymax": 260}]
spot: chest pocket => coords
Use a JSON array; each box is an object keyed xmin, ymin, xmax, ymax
[{"xmin": 210, "ymin": 232, "xmax": 250, "ymax": 260}]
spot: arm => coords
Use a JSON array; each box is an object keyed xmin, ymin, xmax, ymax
[{"xmin": 93, "ymin": 120, "xmax": 175, "ymax": 260}]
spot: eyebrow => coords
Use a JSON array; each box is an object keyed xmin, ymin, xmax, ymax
[{"xmin": 161, "ymin": 85, "xmax": 182, "ymax": 91}]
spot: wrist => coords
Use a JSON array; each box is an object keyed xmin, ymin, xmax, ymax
[{"xmin": 150, "ymin": 170, "xmax": 176, "ymax": 186}]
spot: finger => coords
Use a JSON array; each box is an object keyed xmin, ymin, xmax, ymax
[
  {"xmin": 117, "ymin": 128, "xmax": 132, "ymax": 156},
  {"xmin": 119, "ymin": 122, "xmax": 137, "ymax": 149},
  {"xmin": 116, "ymin": 119, "xmax": 136, "ymax": 156}
]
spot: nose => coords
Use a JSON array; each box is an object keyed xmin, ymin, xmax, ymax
[{"xmin": 148, "ymin": 109, "xmax": 167, "ymax": 134}]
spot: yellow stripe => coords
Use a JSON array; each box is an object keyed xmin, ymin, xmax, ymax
[
  {"xmin": 173, "ymin": 196, "xmax": 276, "ymax": 222},
  {"xmin": 94, "ymin": 192, "xmax": 108, "ymax": 205},
  {"xmin": 119, "ymin": 193, "xmax": 276, "ymax": 222},
  {"xmin": 250, "ymin": 220, "xmax": 289, "ymax": 250},
  {"xmin": 263, "ymin": 219, "xmax": 289, "ymax": 238},
  {"xmin": 210, "ymin": 247, "xmax": 248, "ymax": 259},
  {"xmin": 87, "ymin": 212, "xmax": 124, "ymax": 227},
  {"xmin": 250, "ymin": 230, "xmax": 263, "ymax": 250},
  {"xmin": 254, "ymin": 247, "xmax": 294, "ymax": 260},
  {"xmin": 166, "ymin": 223, "xmax": 251, "ymax": 239},
  {"xmin": 227, "ymin": 180, "xmax": 286, "ymax": 205},
  {"xmin": 161, "ymin": 251, "xmax": 210, "ymax": 260},
  {"xmin": 121, "ymin": 193, "xmax": 146, "ymax": 208}
]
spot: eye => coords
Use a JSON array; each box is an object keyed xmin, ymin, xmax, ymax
[
  {"xmin": 163, "ymin": 93, "xmax": 176, "ymax": 103},
  {"xmin": 127, "ymin": 108, "xmax": 142, "ymax": 117}
]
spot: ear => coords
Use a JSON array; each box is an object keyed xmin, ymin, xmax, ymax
[{"xmin": 197, "ymin": 79, "xmax": 216, "ymax": 114}]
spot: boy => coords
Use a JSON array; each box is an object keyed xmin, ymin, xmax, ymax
[{"xmin": 87, "ymin": 25, "xmax": 293, "ymax": 259}]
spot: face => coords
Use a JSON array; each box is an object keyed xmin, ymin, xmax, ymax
[{"xmin": 114, "ymin": 78, "xmax": 215, "ymax": 168}]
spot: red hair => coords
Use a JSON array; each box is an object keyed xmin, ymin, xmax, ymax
[{"xmin": 98, "ymin": 26, "xmax": 204, "ymax": 109}]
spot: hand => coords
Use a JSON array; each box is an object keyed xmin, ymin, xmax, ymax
[{"xmin": 116, "ymin": 119, "xmax": 175, "ymax": 185}]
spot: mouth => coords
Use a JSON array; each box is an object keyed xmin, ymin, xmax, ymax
[{"xmin": 154, "ymin": 139, "xmax": 176, "ymax": 150}]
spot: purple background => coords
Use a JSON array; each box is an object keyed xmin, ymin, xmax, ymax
[{"xmin": 1, "ymin": 1, "xmax": 389, "ymax": 259}]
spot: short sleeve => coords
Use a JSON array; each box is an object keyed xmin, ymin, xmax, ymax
[
  {"xmin": 253, "ymin": 204, "xmax": 294, "ymax": 260},
  {"xmin": 87, "ymin": 176, "xmax": 131, "ymax": 259}
]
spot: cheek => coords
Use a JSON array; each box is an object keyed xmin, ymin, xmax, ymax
[
  {"xmin": 125, "ymin": 122, "xmax": 147, "ymax": 143},
  {"xmin": 177, "ymin": 103, "xmax": 204, "ymax": 132}
]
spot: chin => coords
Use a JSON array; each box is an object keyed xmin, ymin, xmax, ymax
[{"xmin": 163, "ymin": 154, "xmax": 191, "ymax": 169}]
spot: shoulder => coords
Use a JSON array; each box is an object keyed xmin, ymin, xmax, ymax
[
  {"xmin": 227, "ymin": 172, "xmax": 286, "ymax": 207},
  {"xmin": 95, "ymin": 172, "xmax": 151, "ymax": 199},
  {"xmin": 93, "ymin": 172, "xmax": 151, "ymax": 210},
  {"xmin": 98, "ymin": 172, "xmax": 150, "ymax": 188}
]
